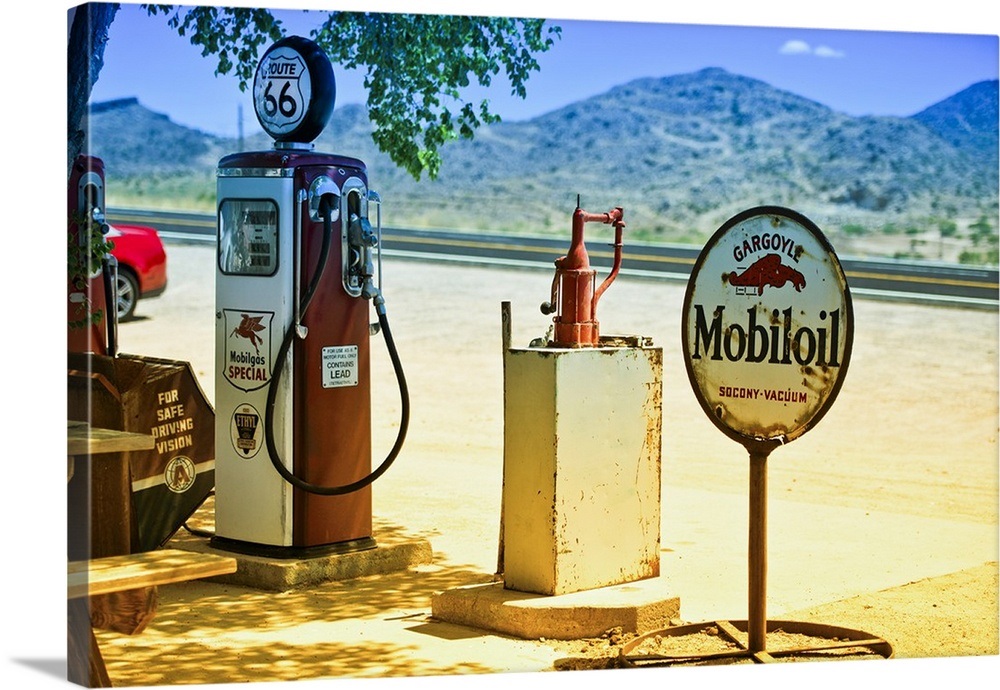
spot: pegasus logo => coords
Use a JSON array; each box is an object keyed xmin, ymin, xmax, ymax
[
  {"xmin": 728, "ymin": 254, "xmax": 806, "ymax": 295},
  {"xmin": 231, "ymin": 314, "xmax": 266, "ymax": 353}
]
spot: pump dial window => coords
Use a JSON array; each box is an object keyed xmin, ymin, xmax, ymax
[{"xmin": 219, "ymin": 200, "xmax": 279, "ymax": 276}]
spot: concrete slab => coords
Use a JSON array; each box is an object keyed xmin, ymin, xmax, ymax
[
  {"xmin": 431, "ymin": 576, "xmax": 680, "ymax": 640},
  {"xmin": 172, "ymin": 519, "xmax": 433, "ymax": 591}
]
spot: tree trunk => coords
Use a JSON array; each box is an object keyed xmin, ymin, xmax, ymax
[{"xmin": 67, "ymin": 3, "xmax": 119, "ymax": 176}]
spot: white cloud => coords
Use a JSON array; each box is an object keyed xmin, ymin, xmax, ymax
[
  {"xmin": 814, "ymin": 45, "xmax": 846, "ymax": 58},
  {"xmin": 780, "ymin": 39, "xmax": 846, "ymax": 58},
  {"xmin": 780, "ymin": 39, "xmax": 812, "ymax": 54}
]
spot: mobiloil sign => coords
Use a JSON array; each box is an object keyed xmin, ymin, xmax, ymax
[
  {"xmin": 664, "ymin": 207, "xmax": 886, "ymax": 663},
  {"xmin": 683, "ymin": 206, "xmax": 853, "ymax": 447}
]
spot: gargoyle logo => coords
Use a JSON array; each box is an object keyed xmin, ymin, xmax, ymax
[{"xmin": 728, "ymin": 253, "xmax": 806, "ymax": 295}]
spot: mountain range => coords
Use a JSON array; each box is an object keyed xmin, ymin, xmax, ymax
[{"xmin": 86, "ymin": 67, "xmax": 999, "ymax": 261}]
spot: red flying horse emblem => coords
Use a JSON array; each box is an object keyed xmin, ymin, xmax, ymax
[
  {"xmin": 231, "ymin": 314, "xmax": 267, "ymax": 353},
  {"xmin": 728, "ymin": 253, "xmax": 806, "ymax": 295}
]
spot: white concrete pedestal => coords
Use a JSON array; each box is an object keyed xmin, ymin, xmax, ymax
[{"xmin": 502, "ymin": 336, "xmax": 662, "ymax": 595}]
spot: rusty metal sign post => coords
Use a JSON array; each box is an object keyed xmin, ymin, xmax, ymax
[
  {"xmin": 684, "ymin": 205, "xmax": 855, "ymax": 653},
  {"xmin": 620, "ymin": 207, "xmax": 890, "ymax": 666}
]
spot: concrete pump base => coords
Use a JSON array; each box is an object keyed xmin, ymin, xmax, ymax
[
  {"xmin": 431, "ymin": 576, "xmax": 680, "ymax": 640},
  {"xmin": 174, "ymin": 518, "xmax": 433, "ymax": 591}
]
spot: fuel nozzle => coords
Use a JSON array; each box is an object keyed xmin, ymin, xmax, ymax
[
  {"xmin": 349, "ymin": 212, "xmax": 380, "ymax": 300},
  {"xmin": 541, "ymin": 202, "xmax": 626, "ymax": 347},
  {"xmin": 91, "ymin": 206, "xmax": 110, "ymax": 235}
]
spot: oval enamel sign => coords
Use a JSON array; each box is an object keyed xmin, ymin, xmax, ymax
[{"xmin": 681, "ymin": 207, "xmax": 854, "ymax": 449}]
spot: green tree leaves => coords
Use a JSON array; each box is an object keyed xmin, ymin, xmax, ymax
[{"xmin": 143, "ymin": 5, "xmax": 560, "ymax": 180}]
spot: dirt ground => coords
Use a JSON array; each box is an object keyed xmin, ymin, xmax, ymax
[{"xmin": 89, "ymin": 241, "xmax": 999, "ymax": 684}]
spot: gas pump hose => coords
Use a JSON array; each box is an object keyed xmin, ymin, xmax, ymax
[{"xmin": 263, "ymin": 194, "xmax": 409, "ymax": 495}]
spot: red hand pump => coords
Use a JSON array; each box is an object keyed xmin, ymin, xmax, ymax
[{"xmin": 541, "ymin": 202, "xmax": 626, "ymax": 347}]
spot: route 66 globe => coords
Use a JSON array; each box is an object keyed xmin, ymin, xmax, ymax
[{"xmin": 253, "ymin": 35, "xmax": 336, "ymax": 144}]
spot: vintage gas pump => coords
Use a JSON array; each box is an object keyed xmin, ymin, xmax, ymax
[
  {"xmin": 213, "ymin": 36, "xmax": 408, "ymax": 556},
  {"xmin": 68, "ymin": 154, "xmax": 118, "ymax": 355}
]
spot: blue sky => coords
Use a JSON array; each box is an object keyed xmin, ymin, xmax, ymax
[{"xmin": 86, "ymin": 0, "xmax": 1000, "ymax": 138}]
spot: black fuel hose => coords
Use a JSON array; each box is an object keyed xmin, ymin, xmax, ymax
[{"xmin": 263, "ymin": 194, "xmax": 409, "ymax": 495}]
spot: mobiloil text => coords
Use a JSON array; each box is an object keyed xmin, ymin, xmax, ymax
[{"xmin": 691, "ymin": 305, "xmax": 843, "ymax": 368}]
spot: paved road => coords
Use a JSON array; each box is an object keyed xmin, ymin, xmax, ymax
[{"xmin": 108, "ymin": 208, "xmax": 999, "ymax": 308}]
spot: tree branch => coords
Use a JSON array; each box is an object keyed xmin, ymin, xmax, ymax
[{"xmin": 67, "ymin": 3, "xmax": 120, "ymax": 175}]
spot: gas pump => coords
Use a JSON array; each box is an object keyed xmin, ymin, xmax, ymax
[
  {"xmin": 68, "ymin": 154, "xmax": 118, "ymax": 355},
  {"xmin": 213, "ymin": 36, "xmax": 408, "ymax": 556}
]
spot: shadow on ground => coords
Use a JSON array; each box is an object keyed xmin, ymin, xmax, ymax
[{"xmin": 97, "ymin": 553, "xmax": 545, "ymax": 685}]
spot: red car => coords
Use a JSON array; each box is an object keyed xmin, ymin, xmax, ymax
[{"xmin": 107, "ymin": 223, "xmax": 167, "ymax": 320}]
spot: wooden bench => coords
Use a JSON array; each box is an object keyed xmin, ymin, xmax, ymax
[
  {"xmin": 66, "ymin": 422, "xmax": 238, "ymax": 685},
  {"xmin": 68, "ymin": 549, "xmax": 238, "ymax": 687},
  {"xmin": 68, "ymin": 548, "xmax": 238, "ymax": 599}
]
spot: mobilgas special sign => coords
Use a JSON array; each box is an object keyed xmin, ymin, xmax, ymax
[
  {"xmin": 223, "ymin": 309, "xmax": 274, "ymax": 392},
  {"xmin": 681, "ymin": 207, "xmax": 854, "ymax": 448}
]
